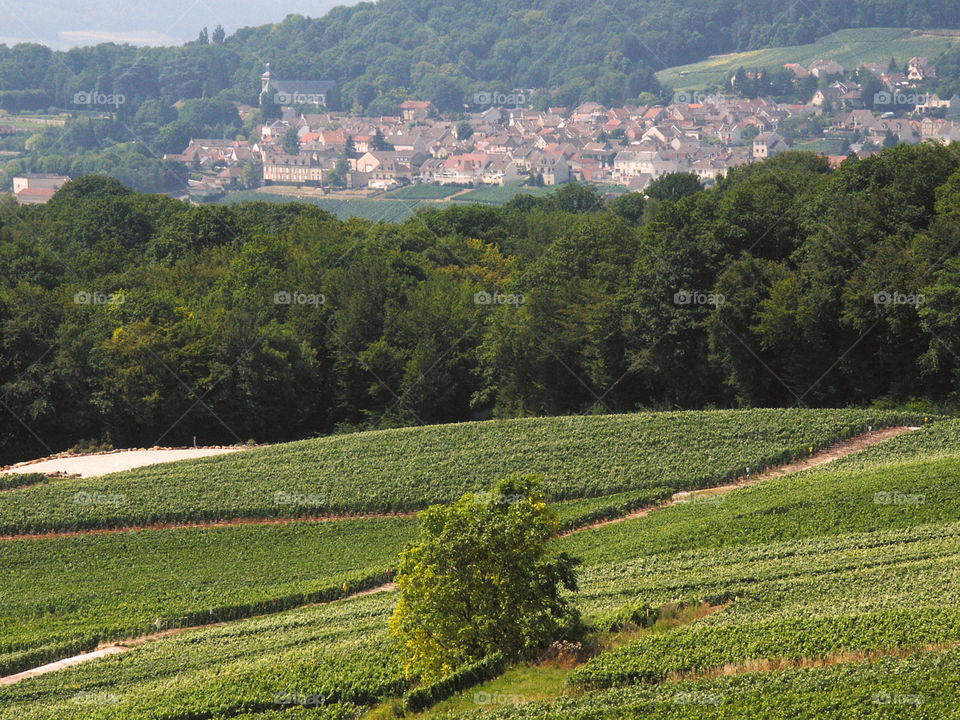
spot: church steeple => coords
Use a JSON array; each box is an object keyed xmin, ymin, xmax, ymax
[{"xmin": 261, "ymin": 61, "xmax": 272, "ymax": 95}]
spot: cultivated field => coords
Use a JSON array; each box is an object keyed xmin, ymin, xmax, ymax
[
  {"xmin": 449, "ymin": 182, "xmax": 556, "ymax": 205},
  {"xmin": 658, "ymin": 27, "xmax": 960, "ymax": 90},
  {"xmin": 0, "ymin": 409, "xmax": 917, "ymax": 535},
  {"xmin": 219, "ymin": 190, "xmax": 446, "ymax": 222},
  {"xmin": 1, "ymin": 410, "xmax": 957, "ymax": 719},
  {"xmin": 384, "ymin": 185, "xmax": 465, "ymax": 200}
]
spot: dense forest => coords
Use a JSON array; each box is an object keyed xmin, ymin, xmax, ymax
[{"xmin": 2, "ymin": 143, "xmax": 960, "ymax": 464}]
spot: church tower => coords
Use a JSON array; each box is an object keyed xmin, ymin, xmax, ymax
[{"xmin": 259, "ymin": 62, "xmax": 273, "ymax": 104}]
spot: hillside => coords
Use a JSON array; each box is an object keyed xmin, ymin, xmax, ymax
[
  {"xmin": 658, "ymin": 27, "xmax": 960, "ymax": 89},
  {"xmin": 0, "ymin": 408, "xmax": 916, "ymax": 534},
  {"xmin": 3, "ymin": 1, "xmax": 960, "ymax": 116},
  {"xmin": 227, "ymin": 1, "xmax": 960, "ymax": 110},
  {"xmin": 0, "ymin": 411, "xmax": 958, "ymax": 718}
]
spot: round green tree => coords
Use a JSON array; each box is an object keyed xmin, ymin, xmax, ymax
[{"xmin": 390, "ymin": 474, "xmax": 579, "ymax": 682}]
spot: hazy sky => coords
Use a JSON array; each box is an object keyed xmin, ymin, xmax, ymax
[{"xmin": 0, "ymin": 0, "xmax": 357, "ymax": 49}]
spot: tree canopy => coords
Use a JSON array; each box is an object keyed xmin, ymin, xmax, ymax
[
  {"xmin": 390, "ymin": 474, "xmax": 580, "ymax": 681},
  {"xmin": 3, "ymin": 144, "xmax": 960, "ymax": 463}
]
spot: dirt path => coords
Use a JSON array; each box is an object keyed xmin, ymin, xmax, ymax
[
  {"xmin": 1, "ymin": 447, "xmax": 248, "ymax": 479},
  {"xmin": 0, "ymin": 646, "xmax": 127, "ymax": 687},
  {"xmin": 0, "ymin": 583, "xmax": 397, "ymax": 687},
  {"xmin": 562, "ymin": 425, "xmax": 919, "ymax": 536}
]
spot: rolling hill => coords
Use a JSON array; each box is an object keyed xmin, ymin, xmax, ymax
[
  {"xmin": 658, "ymin": 27, "xmax": 960, "ymax": 90},
  {"xmin": 2, "ymin": 408, "xmax": 958, "ymax": 719}
]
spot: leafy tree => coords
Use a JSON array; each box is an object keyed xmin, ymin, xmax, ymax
[
  {"xmin": 240, "ymin": 161, "xmax": 262, "ymax": 189},
  {"xmin": 548, "ymin": 183, "xmax": 602, "ymax": 213},
  {"xmin": 390, "ymin": 474, "xmax": 579, "ymax": 682},
  {"xmin": 645, "ymin": 172, "xmax": 703, "ymax": 202},
  {"xmin": 456, "ymin": 120, "xmax": 474, "ymax": 141},
  {"xmin": 325, "ymin": 157, "xmax": 350, "ymax": 188},
  {"xmin": 282, "ymin": 127, "xmax": 300, "ymax": 155},
  {"xmin": 859, "ymin": 73, "xmax": 883, "ymax": 109},
  {"xmin": 371, "ymin": 128, "xmax": 392, "ymax": 151},
  {"xmin": 610, "ymin": 192, "xmax": 647, "ymax": 224}
]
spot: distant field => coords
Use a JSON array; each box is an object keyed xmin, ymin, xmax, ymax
[
  {"xmin": 220, "ymin": 184, "xmax": 566, "ymax": 220},
  {"xmin": 795, "ymin": 137, "xmax": 849, "ymax": 154},
  {"xmin": 658, "ymin": 27, "xmax": 960, "ymax": 89},
  {"xmin": 384, "ymin": 184, "xmax": 463, "ymax": 199},
  {"xmin": 451, "ymin": 182, "xmax": 556, "ymax": 205},
  {"xmin": 218, "ymin": 190, "xmax": 444, "ymax": 222}
]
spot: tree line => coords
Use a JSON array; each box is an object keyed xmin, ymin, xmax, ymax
[{"xmin": 2, "ymin": 143, "xmax": 960, "ymax": 463}]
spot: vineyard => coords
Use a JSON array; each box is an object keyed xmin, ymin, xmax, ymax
[
  {"xmin": 467, "ymin": 649, "xmax": 960, "ymax": 718},
  {"xmin": 384, "ymin": 185, "xmax": 463, "ymax": 200},
  {"xmin": 0, "ymin": 592, "xmax": 405, "ymax": 720},
  {"xmin": 0, "ymin": 409, "xmax": 919, "ymax": 535},
  {"xmin": 569, "ymin": 525, "xmax": 960, "ymax": 686},
  {"xmin": 1, "ymin": 410, "xmax": 958, "ymax": 719},
  {"xmin": 657, "ymin": 27, "xmax": 959, "ymax": 89},
  {"xmin": 448, "ymin": 182, "xmax": 556, "ymax": 205},
  {"xmin": 0, "ymin": 518, "xmax": 418, "ymax": 675}
]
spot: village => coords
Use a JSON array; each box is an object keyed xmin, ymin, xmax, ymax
[{"xmin": 12, "ymin": 56, "xmax": 960, "ymax": 205}]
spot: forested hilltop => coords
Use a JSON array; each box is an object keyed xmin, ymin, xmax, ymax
[
  {"xmin": 2, "ymin": 143, "xmax": 959, "ymax": 464},
  {"xmin": 3, "ymin": 0, "xmax": 960, "ymax": 117}
]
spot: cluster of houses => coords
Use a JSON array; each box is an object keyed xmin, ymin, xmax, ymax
[
  {"xmin": 8, "ymin": 58, "xmax": 958, "ymax": 205},
  {"xmin": 790, "ymin": 56, "xmax": 938, "ymax": 85},
  {"xmin": 157, "ymin": 57, "xmax": 960, "ymax": 199}
]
